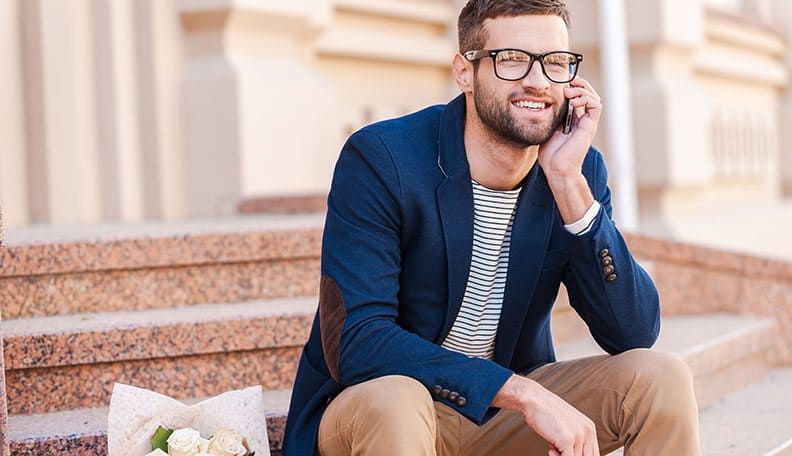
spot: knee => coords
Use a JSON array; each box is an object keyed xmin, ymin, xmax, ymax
[
  {"xmin": 355, "ymin": 375, "xmax": 435, "ymax": 423},
  {"xmin": 614, "ymin": 349, "xmax": 695, "ymax": 401}
]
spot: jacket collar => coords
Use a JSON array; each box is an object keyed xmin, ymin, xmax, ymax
[{"xmin": 436, "ymin": 94, "xmax": 470, "ymax": 179}]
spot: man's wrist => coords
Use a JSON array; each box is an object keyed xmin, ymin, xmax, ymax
[
  {"xmin": 492, "ymin": 374, "xmax": 539, "ymax": 415},
  {"xmin": 545, "ymin": 172, "xmax": 595, "ymax": 224}
]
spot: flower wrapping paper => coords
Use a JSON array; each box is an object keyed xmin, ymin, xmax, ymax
[{"xmin": 107, "ymin": 383, "xmax": 271, "ymax": 456}]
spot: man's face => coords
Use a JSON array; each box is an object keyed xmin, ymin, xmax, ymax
[{"xmin": 471, "ymin": 15, "xmax": 570, "ymax": 148}]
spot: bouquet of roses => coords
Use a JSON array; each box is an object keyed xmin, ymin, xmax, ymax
[
  {"xmin": 145, "ymin": 426, "xmax": 254, "ymax": 456},
  {"xmin": 108, "ymin": 383, "xmax": 270, "ymax": 456}
]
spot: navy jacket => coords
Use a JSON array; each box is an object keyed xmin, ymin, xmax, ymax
[{"xmin": 282, "ymin": 95, "xmax": 660, "ymax": 455}]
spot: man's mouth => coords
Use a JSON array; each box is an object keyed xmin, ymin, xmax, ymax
[{"xmin": 512, "ymin": 100, "xmax": 551, "ymax": 111}]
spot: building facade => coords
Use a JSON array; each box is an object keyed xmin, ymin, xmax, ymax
[{"xmin": 1, "ymin": 0, "xmax": 790, "ymax": 255}]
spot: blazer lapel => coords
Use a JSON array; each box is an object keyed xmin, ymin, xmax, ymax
[
  {"xmin": 435, "ymin": 95, "xmax": 474, "ymax": 343},
  {"xmin": 493, "ymin": 165, "xmax": 556, "ymax": 366}
]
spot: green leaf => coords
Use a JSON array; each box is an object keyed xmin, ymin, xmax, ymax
[{"xmin": 150, "ymin": 425, "xmax": 174, "ymax": 452}]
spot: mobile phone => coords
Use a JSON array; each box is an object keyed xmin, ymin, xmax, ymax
[{"xmin": 563, "ymin": 99, "xmax": 573, "ymax": 134}]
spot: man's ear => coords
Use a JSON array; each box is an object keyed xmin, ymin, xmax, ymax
[{"xmin": 453, "ymin": 53, "xmax": 474, "ymax": 94}]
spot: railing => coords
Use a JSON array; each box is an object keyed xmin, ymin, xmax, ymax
[{"xmin": 710, "ymin": 107, "xmax": 777, "ymax": 181}]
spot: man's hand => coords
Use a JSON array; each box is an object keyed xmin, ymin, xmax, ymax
[
  {"xmin": 493, "ymin": 374, "xmax": 599, "ymax": 456},
  {"xmin": 538, "ymin": 76, "xmax": 602, "ymax": 179},
  {"xmin": 537, "ymin": 76, "xmax": 602, "ymax": 224}
]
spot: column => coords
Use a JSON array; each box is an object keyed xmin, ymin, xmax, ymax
[
  {"xmin": 625, "ymin": 0, "xmax": 710, "ymax": 229},
  {"xmin": 774, "ymin": 0, "xmax": 792, "ymax": 196},
  {"xmin": 133, "ymin": 0, "xmax": 185, "ymax": 219},
  {"xmin": 20, "ymin": 0, "xmax": 102, "ymax": 224},
  {"xmin": 92, "ymin": 0, "xmax": 144, "ymax": 221},
  {"xmin": 178, "ymin": 0, "xmax": 335, "ymax": 217},
  {"xmin": 0, "ymin": 0, "xmax": 29, "ymax": 228}
]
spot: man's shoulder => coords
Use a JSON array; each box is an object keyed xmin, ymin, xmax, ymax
[{"xmin": 351, "ymin": 102, "xmax": 447, "ymax": 150}]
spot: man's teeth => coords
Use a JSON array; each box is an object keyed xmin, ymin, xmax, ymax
[{"xmin": 514, "ymin": 101, "xmax": 546, "ymax": 110}]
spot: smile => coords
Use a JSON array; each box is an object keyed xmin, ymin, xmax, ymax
[{"xmin": 512, "ymin": 100, "xmax": 548, "ymax": 111}]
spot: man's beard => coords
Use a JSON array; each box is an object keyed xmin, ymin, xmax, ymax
[{"xmin": 473, "ymin": 78, "xmax": 565, "ymax": 148}]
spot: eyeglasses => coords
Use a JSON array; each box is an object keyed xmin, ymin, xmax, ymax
[{"xmin": 463, "ymin": 49, "xmax": 583, "ymax": 83}]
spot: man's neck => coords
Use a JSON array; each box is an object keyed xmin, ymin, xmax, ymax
[{"xmin": 463, "ymin": 115, "xmax": 539, "ymax": 191}]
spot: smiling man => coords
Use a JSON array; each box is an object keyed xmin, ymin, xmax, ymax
[{"xmin": 283, "ymin": 1, "xmax": 700, "ymax": 455}]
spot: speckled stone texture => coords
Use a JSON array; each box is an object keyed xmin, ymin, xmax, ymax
[
  {"xmin": 0, "ymin": 259, "xmax": 319, "ymax": 318},
  {"xmin": 2, "ymin": 299, "xmax": 315, "ymax": 370},
  {"xmin": 8, "ymin": 414, "xmax": 286, "ymax": 455},
  {"xmin": 626, "ymin": 233, "xmax": 792, "ymax": 364},
  {"xmin": 0, "ymin": 216, "xmax": 323, "ymax": 318},
  {"xmin": 6, "ymin": 347, "xmax": 301, "ymax": 415},
  {"xmin": 0, "ymin": 310, "xmax": 10, "ymax": 456}
]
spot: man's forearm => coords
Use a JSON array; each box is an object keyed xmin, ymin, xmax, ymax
[{"xmin": 546, "ymin": 173, "xmax": 595, "ymax": 225}]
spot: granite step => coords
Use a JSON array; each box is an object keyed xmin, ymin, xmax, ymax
[
  {"xmin": 556, "ymin": 313, "xmax": 778, "ymax": 408},
  {"xmin": 7, "ymin": 389, "xmax": 291, "ymax": 456},
  {"xmin": 0, "ymin": 214, "xmax": 324, "ymax": 319},
  {"xmin": 1, "ymin": 298, "xmax": 316, "ymax": 415},
  {"xmin": 700, "ymin": 367, "xmax": 792, "ymax": 456}
]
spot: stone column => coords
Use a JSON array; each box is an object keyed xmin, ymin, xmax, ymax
[
  {"xmin": 178, "ymin": 0, "xmax": 335, "ymax": 217},
  {"xmin": 133, "ymin": 0, "xmax": 185, "ymax": 220},
  {"xmin": 0, "ymin": 0, "xmax": 28, "ymax": 228},
  {"xmin": 91, "ymin": 0, "xmax": 145, "ymax": 221},
  {"xmin": 19, "ymin": 0, "xmax": 102, "ymax": 224},
  {"xmin": 625, "ymin": 0, "xmax": 710, "ymax": 231},
  {"xmin": 774, "ymin": 0, "xmax": 792, "ymax": 196}
]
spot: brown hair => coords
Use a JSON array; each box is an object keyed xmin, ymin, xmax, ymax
[{"xmin": 458, "ymin": 0, "xmax": 570, "ymax": 53}]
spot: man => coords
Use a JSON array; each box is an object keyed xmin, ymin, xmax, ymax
[{"xmin": 283, "ymin": 1, "xmax": 700, "ymax": 454}]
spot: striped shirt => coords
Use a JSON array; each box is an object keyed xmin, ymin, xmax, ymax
[{"xmin": 441, "ymin": 180, "xmax": 521, "ymax": 360}]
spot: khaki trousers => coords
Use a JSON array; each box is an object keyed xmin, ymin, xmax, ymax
[{"xmin": 317, "ymin": 349, "xmax": 700, "ymax": 455}]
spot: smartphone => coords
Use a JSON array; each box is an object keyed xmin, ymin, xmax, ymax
[{"xmin": 563, "ymin": 99, "xmax": 573, "ymax": 134}]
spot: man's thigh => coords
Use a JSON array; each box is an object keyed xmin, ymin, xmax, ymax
[{"xmin": 450, "ymin": 351, "xmax": 654, "ymax": 455}]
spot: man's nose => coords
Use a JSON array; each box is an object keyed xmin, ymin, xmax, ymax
[{"xmin": 521, "ymin": 61, "xmax": 551, "ymax": 91}]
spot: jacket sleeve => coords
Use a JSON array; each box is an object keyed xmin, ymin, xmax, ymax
[
  {"xmin": 318, "ymin": 130, "xmax": 513, "ymax": 424},
  {"xmin": 561, "ymin": 149, "xmax": 661, "ymax": 354}
]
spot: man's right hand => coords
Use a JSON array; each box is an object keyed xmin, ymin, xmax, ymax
[{"xmin": 492, "ymin": 374, "xmax": 599, "ymax": 456}]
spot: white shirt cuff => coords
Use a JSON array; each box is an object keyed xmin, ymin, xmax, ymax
[{"xmin": 563, "ymin": 201, "xmax": 601, "ymax": 236}]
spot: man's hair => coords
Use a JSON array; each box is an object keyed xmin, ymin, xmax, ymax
[{"xmin": 458, "ymin": 0, "xmax": 570, "ymax": 53}]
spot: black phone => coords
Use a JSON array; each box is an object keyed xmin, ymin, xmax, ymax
[{"xmin": 562, "ymin": 99, "xmax": 573, "ymax": 134}]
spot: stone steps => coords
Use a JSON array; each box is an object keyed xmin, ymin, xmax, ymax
[
  {"xmin": 0, "ymin": 214, "xmax": 324, "ymax": 319},
  {"xmin": 556, "ymin": 313, "xmax": 778, "ymax": 408},
  {"xmin": 699, "ymin": 367, "xmax": 792, "ymax": 456},
  {"xmin": 7, "ymin": 313, "xmax": 775, "ymax": 455},
  {"xmin": 1, "ymin": 298, "xmax": 315, "ymax": 415}
]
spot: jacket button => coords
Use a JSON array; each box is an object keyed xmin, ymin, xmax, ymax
[
  {"xmin": 607, "ymin": 274, "xmax": 618, "ymax": 283},
  {"xmin": 599, "ymin": 249, "xmax": 610, "ymax": 258},
  {"xmin": 456, "ymin": 396, "xmax": 467, "ymax": 407},
  {"xmin": 448, "ymin": 392, "xmax": 459, "ymax": 401},
  {"xmin": 431, "ymin": 385, "xmax": 442, "ymax": 395},
  {"xmin": 603, "ymin": 265, "xmax": 615, "ymax": 275},
  {"xmin": 440, "ymin": 389, "xmax": 450, "ymax": 399},
  {"xmin": 601, "ymin": 256, "xmax": 613, "ymax": 266}
]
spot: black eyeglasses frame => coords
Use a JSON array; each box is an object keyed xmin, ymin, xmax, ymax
[{"xmin": 463, "ymin": 49, "xmax": 584, "ymax": 83}]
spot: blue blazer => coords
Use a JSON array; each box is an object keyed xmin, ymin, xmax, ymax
[{"xmin": 283, "ymin": 95, "xmax": 660, "ymax": 455}]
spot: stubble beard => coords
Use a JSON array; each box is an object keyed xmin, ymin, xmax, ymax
[{"xmin": 473, "ymin": 76, "xmax": 566, "ymax": 149}]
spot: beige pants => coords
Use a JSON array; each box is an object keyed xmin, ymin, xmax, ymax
[{"xmin": 317, "ymin": 349, "xmax": 700, "ymax": 455}]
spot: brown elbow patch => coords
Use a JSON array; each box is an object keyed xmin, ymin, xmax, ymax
[{"xmin": 319, "ymin": 275, "xmax": 346, "ymax": 382}]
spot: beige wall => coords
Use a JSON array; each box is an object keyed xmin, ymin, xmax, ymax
[{"xmin": 0, "ymin": 0, "xmax": 789, "ymax": 231}]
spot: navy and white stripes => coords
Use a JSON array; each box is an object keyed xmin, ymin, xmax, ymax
[{"xmin": 441, "ymin": 180, "xmax": 521, "ymax": 360}]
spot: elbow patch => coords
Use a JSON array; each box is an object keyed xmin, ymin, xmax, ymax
[{"xmin": 319, "ymin": 275, "xmax": 346, "ymax": 382}]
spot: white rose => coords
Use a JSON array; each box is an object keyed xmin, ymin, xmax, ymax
[
  {"xmin": 207, "ymin": 428, "xmax": 249, "ymax": 456},
  {"xmin": 145, "ymin": 450, "xmax": 168, "ymax": 456},
  {"xmin": 167, "ymin": 428, "xmax": 203, "ymax": 456}
]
